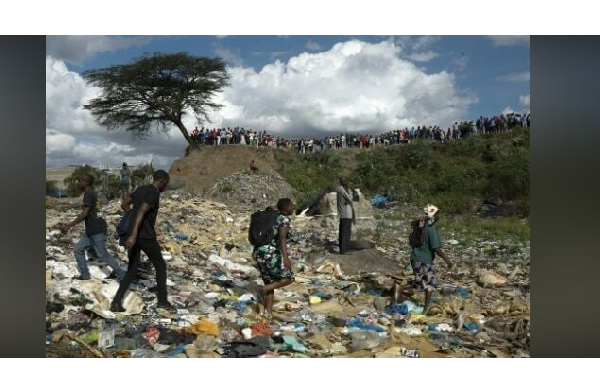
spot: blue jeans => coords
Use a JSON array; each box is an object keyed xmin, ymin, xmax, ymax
[{"xmin": 74, "ymin": 232, "xmax": 125, "ymax": 279}]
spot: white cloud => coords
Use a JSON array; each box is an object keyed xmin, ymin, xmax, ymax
[
  {"xmin": 46, "ymin": 40, "xmax": 477, "ymax": 170},
  {"xmin": 454, "ymin": 54, "xmax": 469, "ymax": 70},
  {"xmin": 412, "ymin": 36, "xmax": 441, "ymax": 51},
  {"xmin": 305, "ymin": 40, "xmax": 322, "ymax": 51},
  {"xmin": 206, "ymin": 40, "xmax": 476, "ymax": 138},
  {"xmin": 496, "ymin": 71, "xmax": 530, "ymax": 82},
  {"xmin": 46, "ymin": 56, "xmax": 103, "ymax": 134},
  {"xmin": 46, "ymin": 56, "xmax": 188, "ymax": 169},
  {"xmin": 408, "ymin": 51, "xmax": 439, "ymax": 62},
  {"xmin": 215, "ymin": 35, "xmax": 228, "ymax": 39},
  {"xmin": 503, "ymin": 95, "xmax": 530, "ymax": 115},
  {"xmin": 487, "ymin": 35, "xmax": 530, "ymax": 47},
  {"xmin": 46, "ymin": 129, "xmax": 76, "ymax": 153},
  {"xmin": 46, "ymin": 36, "xmax": 151, "ymax": 64},
  {"xmin": 214, "ymin": 47, "xmax": 244, "ymax": 67},
  {"xmin": 502, "ymin": 106, "xmax": 514, "ymax": 115}
]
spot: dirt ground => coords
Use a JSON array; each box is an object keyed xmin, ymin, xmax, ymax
[
  {"xmin": 169, "ymin": 145, "xmax": 279, "ymax": 194},
  {"xmin": 307, "ymin": 247, "xmax": 402, "ymax": 275}
]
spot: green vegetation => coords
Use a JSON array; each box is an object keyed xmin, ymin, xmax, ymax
[
  {"xmin": 63, "ymin": 165, "xmax": 102, "ymax": 197},
  {"xmin": 275, "ymin": 149, "xmax": 343, "ymax": 205},
  {"xmin": 275, "ymin": 129, "xmax": 530, "ymax": 216},
  {"xmin": 221, "ymin": 184, "xmax": 234, "ymax": 193},
  {"xmin": 62, "ymin": 163, "xmax": 154, "ymax": 198},
  {"xmin": 439, "ymin": 216, "xmax": 530, "ymax": 245},
  {"xmin": 46, "ymin": 180, "xmax": 59, "ymax": 196},
  {"xmin": 132, "ymin": 163, "xmax": 154, "ymax": 188}
]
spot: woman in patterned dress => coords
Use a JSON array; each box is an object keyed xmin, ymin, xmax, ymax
[{"xmin": 253, "ymin": 198, "xmax": 295, "ymax": 315}]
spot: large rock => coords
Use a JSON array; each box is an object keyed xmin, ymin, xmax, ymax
[{"xmin": 315, "ymin": 191, "xmax": 377, "ymax": 234}]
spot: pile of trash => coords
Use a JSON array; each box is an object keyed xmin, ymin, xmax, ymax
[
  {"xmin": 46, "ymin": 191, "xmax": 530, "ymax": 358},
  {"xmin": 208, "ymin": 172, "xmax": 295, "ymax": 211}
]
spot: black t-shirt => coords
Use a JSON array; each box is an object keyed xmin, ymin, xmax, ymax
[
  {"xmin": 83, "ymin": 190, "xmax": 107, "ymax": 235},
  {"xmin": 129, "ymin": 184, "xmax": 160, "ymax": 240}
]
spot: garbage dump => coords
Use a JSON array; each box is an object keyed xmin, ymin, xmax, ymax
[
  {"xmin": 209, "ymin": 171, "xmax": 295, "ymax": 212},
  {"xmin": 46, "ymin": 190, "xmax": 530, "ymax": 358}
]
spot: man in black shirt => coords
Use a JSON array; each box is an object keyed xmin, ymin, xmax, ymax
[
  {"xmin": 110, "ymin": 170, "xmax": 172, "ymax": 312},
  {"xmin": 61, "ymin": 174, "xmax": 125, "ymax": 280}
]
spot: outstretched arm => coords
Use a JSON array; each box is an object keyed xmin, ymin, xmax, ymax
[
  {"xmin": 434, "ymin": 248, "xmax": 453, "ymax": 269},
  {"xmin": 61, "ymin": 207, "xmax": 91, "ymax": 233}
]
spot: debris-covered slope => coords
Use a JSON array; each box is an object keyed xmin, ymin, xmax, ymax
[{"xmin": 46, "ymin": 193, "xmax": 530, "ymax": 358}]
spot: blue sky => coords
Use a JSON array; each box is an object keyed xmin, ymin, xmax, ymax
[{"xmin": 46, "ymin": 35, "xmax": 530, "ymax": 169}]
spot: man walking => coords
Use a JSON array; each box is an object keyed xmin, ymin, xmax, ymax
[
  {"xmin": 110, "ymin": 170, "xmax": 173, "ymax": 312},
  {"xmin": 61, "ymin": 174, "xmax": 126, "ymax": 280},
  {"xmin": 336, "ymin": 177, "xmax": 355, "ymax": 254}
]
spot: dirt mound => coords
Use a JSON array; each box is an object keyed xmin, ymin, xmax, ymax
[
  {"xmin": 208, "ymin": 171, "xmax": 295, "ymax": 211},
  {"xmin": 307, "ymin": 247, "xmax": 402, "ymax": 275},
  {"xmin": 169, "ymin": 145, "xmax": 279, "ymax": 194}
]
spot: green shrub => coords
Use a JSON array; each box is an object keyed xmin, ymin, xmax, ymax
[{"xmin": 275, "ymin": 130, "xmax": 530, "ymax": 216}]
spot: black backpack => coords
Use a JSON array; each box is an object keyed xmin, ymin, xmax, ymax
[
  {"xmin": 408, "ymin": 218, "xmax": 426, "ymax": 248},
  {"xmin": 115, "ymin": 210, "xmax": 133, "ymax": 247},
  {"xmin": 248, "ymin": 208, "xmax": 280, "ymax": 247}
]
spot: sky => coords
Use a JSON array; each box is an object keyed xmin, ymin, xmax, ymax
[{"xmin": 46, "ymin": 35, "xmax": 530, "ymax": 170}]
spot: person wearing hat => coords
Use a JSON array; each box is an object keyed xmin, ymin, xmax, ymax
[
  {"xmin": 395, "ymin": 204, "xmax": 454, "ymax": 312},
  {"xmin": 120, "ymin": 162, "xmax": 132, "ymax": 201}
]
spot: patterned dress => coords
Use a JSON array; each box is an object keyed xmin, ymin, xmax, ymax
[
  {"xmin": 411, "ymin": 262, "xmax": 437, "ymax": 292},
  {"xmin": 253, "ymin": 214, "xmax": 294, "ymax": 284}
]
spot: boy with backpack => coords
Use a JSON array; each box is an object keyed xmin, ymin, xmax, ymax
[
  {"xmin": 395, "ymin": 204, "xmax": 454, "ymax": 313},
  {"xmin": 249, "ymin": 198, "xmax": 295, "ymax": 317}
]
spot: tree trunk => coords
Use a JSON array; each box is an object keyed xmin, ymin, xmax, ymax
[{"xmin": 174, "ymin": 119, "xmax": 191, "ymax": 144}]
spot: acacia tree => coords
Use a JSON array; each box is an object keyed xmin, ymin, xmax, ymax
[
  {"xmin": 83, "ymin": 53, "xmax": 229, "ymax": 144},
  {"xmin": 63, "ymin": 165, "xmax": 102, "ymax": 197}
]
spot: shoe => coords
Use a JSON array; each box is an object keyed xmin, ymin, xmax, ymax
[
  {"xmin": 73, "ymin": 275, "xmax": 91, "ymax": 280},
  {"xmin": 110, "ymin": 301, "xmax": 126, "ymax": 312},
  {"xmin": 108, "ymin": 271, "xmax": 126, "ymax": 281},
  {"xmin": 156, "ymin": 301, "xmax": 175, "ymax": 311}
]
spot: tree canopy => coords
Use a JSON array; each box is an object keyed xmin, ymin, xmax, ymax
[
  {"xmin": 132, "ymin": 163, "xmax": 155, "ymax": 188},
  {"xmin": 63, "ymin": 165, "xmax": 101, "ymax": 197},
  {"xmin": 83, "ymin": 52, "xmax": 229, "ymax": 144},
  {"xmin": 46, "ymin": 180, "xmax": 58, "ymax": 196}
]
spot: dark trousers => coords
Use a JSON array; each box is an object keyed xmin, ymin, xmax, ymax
[
  {"xmin": 113, "ymin": 238, "xmax": 168, "ymax": 304},
  {"xmin": 338, "ymin": 218, "xmax": 352, "ymax": 254}
]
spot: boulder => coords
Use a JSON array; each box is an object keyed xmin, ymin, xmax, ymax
[{"xmin": 315, "ymin": 191, "xmax": 377, "ymax": 233}]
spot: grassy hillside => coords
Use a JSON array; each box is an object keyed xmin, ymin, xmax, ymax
[{"xmin": 275, "ymin": 128, "xmax": 530, "ymax": 217}]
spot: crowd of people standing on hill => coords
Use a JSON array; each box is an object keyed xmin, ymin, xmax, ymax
[
  {"xmin": 189, "ymin": 112, "xmax": 530, "ymax": 154},
  {"xmin": 190, "ymin": 127, "xmax": 279, "ymax": 147}
]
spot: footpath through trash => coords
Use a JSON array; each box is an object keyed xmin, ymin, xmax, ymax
[{"xmin": 46, "ymin": 190, "xmax": 530, "ymax": 358}]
